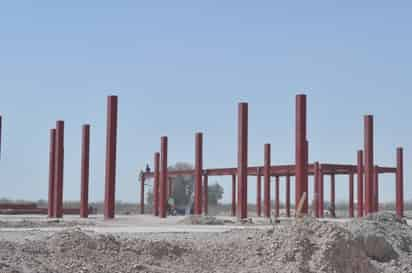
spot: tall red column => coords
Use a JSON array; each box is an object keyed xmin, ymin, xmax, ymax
[
  {"xmin": 349, "ymin": 173, "xmax": 354, "ymax": 218},
  {"xmin": 256, "ymin": 168, "xmax": 262, "ymax": 217},
  {"xmin": 286, "ymin": 175, "xmax": 291, "ymax": 217},
  {"xmin": 231, "ymin": 174, "xmax": 236, "ymax": 216},
  {"xmin": 330, "ymin": 174, "xmax": 336, "ymax": 217},
  {"xmin": 237, "ymin": 102, "xmax": 248, "ymax": 219},
  {"xmin": 54, "ymin": 121, "xmax": 64, "ymax": 218},
  {"xmin": 140, "ymin": 176, "xmax": 145, "ymax": 214},
  {"xmin": 364, "ymin": 115, "xmax": 374, "ymax": 215},
  {"xmin": 357, "ymin": 150, "xmax": 364, "ymax": 217},
  {"xmin": 153, "ymin": 152, "xmax": 160, "ymax": 216},
  {"xmin": 275, "ymin": 176, "xmax": 280, "ymax": 217},
  {"xmin": 194, "ymin": 132, "xmax": 203, "ymax": 215},
  {"xmin": 314, "ymin": 162, "xmax": 320, "ymax": 218},
  {"xmin": 80, "ymin": 125, "xmax": 90, "ymax": 218},
  {"xmin": 396, "ymin": 147, "xmax": 404, "ymax": 218},
  {"xmin": 296, "ymin": 94, "xmax": 308, "ymax": 214},
  {"xmin": 319, "ymin": 166, "xmax": 324, "ymax": 218},
  {"xmin": 104, "ymin": 96, "xmax": 118, "ymax": 219},
  {"xmin": 48, "ymin": 129, "xmax": 56, "ymax": 218},
  {"xmin": 203, "ymin": 175, "xmax": 209, "ymax": 215},
  {"xmin": 159, "ymin": 136, "xmax": 168, "ymax": 218},
  {"xmin": 263, "ymin": 144, "xmax": 271, "ymax": 218},
  {"xmin": 374, "ymin": 166, "xmax": 379, "ymax": 212}
]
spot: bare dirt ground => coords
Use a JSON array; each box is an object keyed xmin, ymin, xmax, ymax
[{"xmin": 0, "ymin": 212, "xmax": 411, "ymax": 273}]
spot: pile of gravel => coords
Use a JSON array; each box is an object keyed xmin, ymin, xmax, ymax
[{"xmin": 178, "ymin": 215, "xmax": 225, "ymax": 225}]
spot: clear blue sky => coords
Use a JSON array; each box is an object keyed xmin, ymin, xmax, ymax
[{"xmin": 0, "ymin": 1, "xmax": 410, "ymax": 204}]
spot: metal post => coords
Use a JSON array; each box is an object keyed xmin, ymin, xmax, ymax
[
  {"xmin": 296, "ymin": 94, "xmax": 308, "ymax": 214},
  {"xmin": 194, "ymin": 132, "xmax": 203, "ymax": 215},
  {"xmin": 237, "ymin": 102, "xmax": 248, "ymax": 219},
  {"xmin": 256, "ymin": 168, "xmax": 261, "ymax": 217},
  {"xmin": 263, "ymin": 143, "xmax": 271, "ymax": 218},
  {"xmin": 203, "ymin": 175, "xmax": 209, "ymax": 215},
  {"xmin": 349, "ymin": 173, "xmax": 354, "ymax": 218},
  {"xmin": 80, "ymin": 124, "xmax": 90, "ymax": 218},
  {"xmin": 54, "ymin": 121, "xmax": 64, "ymax": 218},
  {"xmin": 319, "ymin": 165, "xmax": 324, "ymax": 218},
  {"xmin": 275, "ymin": 176, "xmax": 280, "ymax": 218},
  {"xmin": 231, "ymin": 174, "xmax": 236, "ymax": 216},
  {"xmin": 357, "ymin": 150, "xmax": 364, "ymax": 218},
  {"xmin": 286, "ymin": 175, "xmax": 291, "ymax": 217},
  {"xmin": 48, "ymin": 129, "xmax": 56, "ymax": 218},
  {"xmin": 159, "ymin": 136, "xmax": 168, "ymax": 218},
  {"xmin": 330, "ymin": 174, "xmax": 336, "ymax": 218},
  {"xmin": 314, "ymin": 162, "xmax": 320, "ymax": 218},
  {"xmin": 364, "ymin": 115, "xmax": 374, "ymax": 215},
  {"xmin": 153, "ymin": 152, "xmax": 160, "ymax": 216},
  {"xmin": 396, "ymin": 147, "xmax": 404, "ymax": 218},
  {"xmin": 104, "ymin": 95, "xmax": 118, "ymax": 219},
  {"xmin": 140, "ymin": 175, "xmax": 145, "ymax": 215},
  {"xmin": 374, "ymin": 166, "xmax": 379, "ymax": 212}
]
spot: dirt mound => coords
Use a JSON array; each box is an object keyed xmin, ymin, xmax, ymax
[{"xmin": 179, "ymin": 215, "xmax": 225, "ymax": 225}]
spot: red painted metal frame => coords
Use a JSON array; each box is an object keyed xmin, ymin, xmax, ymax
[
  {"xmin": 364, "ymin": 115, "xmax": 374, "ymax": 215},
  {"xmin": 153, "ymin": 152, "xmax": 160, "ymax": 216},
  {"xmin": 314, "ymin": 162, "xmax": 320, "ymax": 218},
  {"xmin": 330, "ymin": 174, "xmax": 336, "ymax": 217},
  {"xmin": 275, "ymin": 176, "xmax": 280, "ymax": 218},
  {"xmin": 48, "ymin": 129, "xmax": 56, "ymax": 218},
  {"xmin": 104, "ymin": 96, "xmax": 118, "ymax": 219},
  {"xmin": 263, "ymin": 144, "xmax": 271, "ymax": 218},
  {"xmin": 231, "ymin": 174, "xmax": 236, "ymax": 216},
  {"xmin": 357, "ymin": 150, "xmax": 364, "ymax": 217},
  {"xmin": 256, "ymin": 168, "xmax": 261, "ymax": 217},
  {"xmin": 80, "ymin": 124, "xmax": 90, "ymax": 218},
  {"xmin": 159, "ymin": 136, "xmax": 168, "ymax": 218},
  {"xmin": 54, "ymin": 121, "xmax": 64, "ymax": 218},
  {"xmin": 319, "ymin": 165, "xmax": 324, "ymax": 218},
  {"xmin": 203, "ymin": 175, "xmax": 209, "ymax": 215},
  {"xmin": 374, "ymin": 166, "xmax": 379, "ymax": 212},
  {"xmin": 349, "ymin": 173, "xmax": 354, "ymax": 218},
  {"xmin": 237, "ymin": 102, "xmax": 248, "ymax": 219},
  {"xmin": 396, "ymin": 148, "xmax": 404, "ymax": 218},
  {"xmin": 140, "ymin": 175, "xmax": 145, "ymax": 214},
  {"xmin": 296, "ymin": 94, "xmax": 308, "ymax": 214},
  {"xmin": 286, "ymin": 175, "xmax": 291, "ymax": 217},
  {"xmin": 194, "ymin": 132, "xmax": 203, "ymax": 215}
]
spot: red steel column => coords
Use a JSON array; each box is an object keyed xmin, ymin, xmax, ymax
[
  {"xmin": 54, "ymin": 121, "xmax": 64, "ymax": 218},
  {"xmin": 374, "ymin": 166, "xmax": 379, "ymax": 212},
  {"xmin": 153, "ymin": 152, "xmax": 160, "ymax": 216},
  {"xmin": 237, "ymin": 102, "xmax": 248, "ymax": 219},
  {"xmin": 80, "ymin": 125, "xmax": 90, "ymax": 218},
  {"xmin": 296, "ymin": 94, "xmax": 308, "ymax": 214},
  {"xmin": 357, "ymin": 150, "xmax": 364, "ymax": 217},
  {"xmin": 275, "ymin": 176, "xmax": 280, "ymax": 217},
  {"xmin": 256, "ymin": 168, "xmax": 262, "ymax": 217},
  {"xmin": 231, "ymin": 174, "xmax": 236, "ymax": 216},
  {"xmin": 48, "ymin": 129, "xmax": 56, "ymax": 218},
  {"xmin": 203, "ymin": 175, "xmax": 209, "ymax": 215},
  {"xmin": 140, "ymin": 175, "xmax": 145, "ymax": 214},
  {"xmin": 286, "ymin": 175, "xmax": 291, "ymax": 217},
  {"xmin": 159, "ymin": 136, "xmax": 168, "ymax": 218},
  {"xmin": 314, "ymin": 162, "xmax": 320, "ymax": 218},
  {"xmin": 319, "ymin": 166, "xmax": 324, "ymax": 218},
  {"xmin": 194, "ymin": 132, "xmax": 203, "ymax": 215},
  {"xmin": 104, "ymin": 95, "xmax": 118, "ymax": 219},
  {"xmin": 330, "ymin": 174, "xmax": 335, "ymax": 217},
  {"xmin": 349, "ymin": 173, "xmax": 354, "ymax": 218},
  {"xmin": 263, "ymin": 143, "xmax": 271, "ymax": 218},
  {"xmin": 396, "ymin": 147, "xmax": 404, "ymax": 218},
  {"xmin": 364, "ymin": 115, "xmax": 374, "ymax": 215}
]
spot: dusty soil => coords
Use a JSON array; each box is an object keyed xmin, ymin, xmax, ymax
[{"xmin": 0, "ymin": 212, "xmax": 410, "ymax": 273}]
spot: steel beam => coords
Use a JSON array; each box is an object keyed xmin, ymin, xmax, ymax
[
  {"xmin": 319, "ymin": 165, "xmax": 324, "ymax": 218},
  {"xmin": 374, "ymin": 166, "xmax": 379, "ymax": 212},
  {"xmin": 104, "ymin": 95, "xmax": 118, "ymax": 219},
  {"xmin": 231, "ymin": 174, "xmax": 236, "ymax": 216},
  {"xmin": 48, "ymin": 129, "xmax": 56, "ymax": 218},
  {"xmin": 203, "ymin": 175, "xmax": 208, "ymax": 215},
  {"xmin": 194, "ymin": 132, "xmax": 203, "ymax": 215},
  {"xmin": 80, "ymin": 125, "xmax": 90, "ymax": 218},
  {"xmin": 263, "ymin": 143, "xmax": 271, "ymax": 218},
  {"xmin": 396, "ymin": 147, "xmax": 404, "ymax": 218},
  {"xmin": 237, "ymin": 102, "xmax": 248, "ymax": 219},
  {"xmin": 349, "ymin": 173, "xmax": 354, "ymax": 218},
  {"xmin": 275, "ymin": 176, "xmax": 280, "ymax": 218},
  {"xmin": 159, "ymin": 136, "xmax": 168, "ymax": 218},
  {"xmin": 314, "ymin": 162, "xmax": 320, "ymax": 218},
  {"xmin": 330, "ymin": 174, "xmax": 335, "ymax": 217},
  {"xmin": 140, "ymin": 175, "xmax": 145, "ymax": 215},
  {"xmin": 286, "ymin": 175, "xmax": 291, "ymax": 217},
  {"xmin": 296, "ymin": 94, "xmax": 308, "ymax": 214},
  {"xmin": 357, "ymin": 150, "xmax": 364, "ymax": 217},
  {"xmin": 54, "ymin": 121, "xmax": 64, "ymax": 218},
  {"xmin": 256, "ymin": 168, "xmax": 261, "ymax": 217},
  {"xmin": 153, "ymin": 152, "xmax": 160, "ymax": 216},
  {"xmin": 364, "ymin": 115, "xmax": 374, "ymax": 215}
]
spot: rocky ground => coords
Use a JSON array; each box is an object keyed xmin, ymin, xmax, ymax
[{"xmin": 0, "ymin": 212, "xmax": 411, "ymax": 273}]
